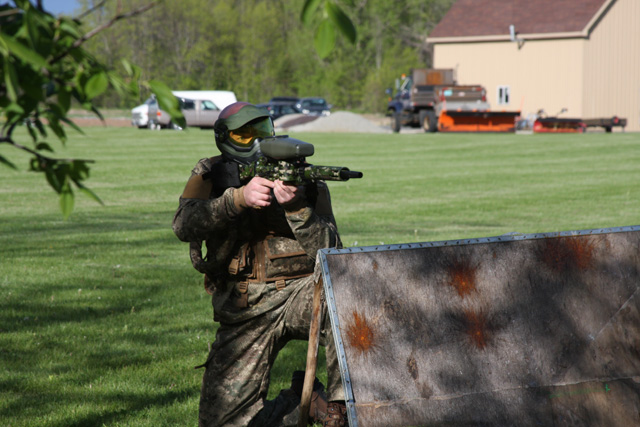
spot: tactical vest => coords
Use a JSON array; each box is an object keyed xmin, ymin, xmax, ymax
[{"xmin": 191, "ymin": 157, "xmax": 317, "ymax": 295}]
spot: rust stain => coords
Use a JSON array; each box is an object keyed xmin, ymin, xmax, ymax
[
  {"xmin": 541, "ymin": 236, "xmax": 597, "ymax": 273},
  {"xmin": 407, "ymin": 355, "xmax": 419, "ymax": 380},
  {"xmin": 446, "ymin": 256, "xmax": 478, "ymax": 298},
  {"xmin": 464, "ymin": 309, "xmax": 489, "ymax": 350},
  {"xmin": 345, "ymin": 310, "xmax": 376, "ymax": 356},
  {"xmin": 372, "ymin": 261, "xmax": 378, "ymax": 271}
]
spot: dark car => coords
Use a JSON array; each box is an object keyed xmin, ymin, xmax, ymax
[
  {"xmin": 269, "ymin": 96, "xmax": 300, "ymax": 104},
  {"xmin": 295, "ymin": 97, "xmax": 332, "ymax": 116},
  {"xmin": 257, "ymin": 101, "xmax": 301, "ymax": 120}
]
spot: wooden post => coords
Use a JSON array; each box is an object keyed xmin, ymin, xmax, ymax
[{"xmin": 298, "ymin": 276, "xmax": 323, "ymax": 427}]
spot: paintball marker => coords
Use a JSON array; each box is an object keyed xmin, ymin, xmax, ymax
[{"xmin": 205, "ymin": 136, "xmax": 363, "ymax": 185}]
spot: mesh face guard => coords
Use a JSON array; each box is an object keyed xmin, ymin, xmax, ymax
[
  {"xmin": 214, "ymin": 102, "xmax": 273, "ymax": 164},
  {"xmin": 228, "ymin": 117, "xmax": 275, "ymax": 147}
]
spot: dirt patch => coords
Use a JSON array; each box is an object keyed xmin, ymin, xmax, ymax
[{"xmin": 275, "ymin": 111, "xmax": 391, "ymax": 134}]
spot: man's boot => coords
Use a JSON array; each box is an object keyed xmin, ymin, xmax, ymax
[
  {"xmin": 290, "ymin": 370, "xmax": 328, "ymax": 424},
  {"xmin": 323, "ymin": 401, "xmax": 347, "ymax": 426}
]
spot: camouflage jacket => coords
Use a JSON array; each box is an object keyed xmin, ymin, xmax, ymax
[{"xmin": 172, "ymin": 157, "xmax": 342, "ymax": 323}]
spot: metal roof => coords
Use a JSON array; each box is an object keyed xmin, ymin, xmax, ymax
[{"xmin": 428, "ymin": 0, "xmax": 614, "ymax": 42}]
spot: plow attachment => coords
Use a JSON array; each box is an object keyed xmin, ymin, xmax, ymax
[
  {"xmin": 316, "ymin": 226, "xmax": 640, "ymax": 427},
  {"xmin": 438, "ymin": 110, "xmax": 520, "ymax": 132}
]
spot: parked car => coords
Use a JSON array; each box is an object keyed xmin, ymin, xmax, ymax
[
  {"xmin": 131, "ymin": 96, "xmax": 157, "ymax": 128},
  {"xmin": 295, "ymin": 97, "xmax": 332, "ymax": 116},
  {"xmin": 256, "ymin": 101, "xmax": 301, "ymax": 120},
  {"xmin": 172, "ymin": 90, "xmax": 237, "ymax": 109},
  {"xmin": 131, "ymin": 90, "xmax": 237, "ymax": 129},
  {"xmin": 149, "ymin": 97, "xmax": 223, "ymax": 129},
  {"xmin": 269, "ymin": 96, "xmax": 299, "ymax": 104}
]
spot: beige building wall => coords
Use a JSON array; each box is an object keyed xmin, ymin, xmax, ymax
[
  {"xmin": 583, "ymin": 0, "xmax": 640, "ymax": 131},
  {"xmin": 431, "ymin": 0, "xmax": 639, "ymax": 131},
  {"xmin": 433, "ymin": 39, "xmax": 585, "ymax": 124}
]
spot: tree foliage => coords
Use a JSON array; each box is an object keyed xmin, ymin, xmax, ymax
[
  {"xmin": 83, "ymin": 0, "xmax": 454, "ymax": 112},
  {"xmin": 0, "ymin": 0, "xmax": 186, "ymax": 218}
]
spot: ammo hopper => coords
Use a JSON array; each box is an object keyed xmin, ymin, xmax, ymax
[{"xmin": 387, "ymin": 68, "xmax": 521, "ymax": 133}]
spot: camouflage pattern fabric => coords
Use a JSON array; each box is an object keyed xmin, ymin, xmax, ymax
[
  {"xmin": 199, "ymin": 274, "xmax": 342, "ymax": 427},
  {"xmin": 172, "ymin": 157, "xmax": 344, "ymax": 427}
]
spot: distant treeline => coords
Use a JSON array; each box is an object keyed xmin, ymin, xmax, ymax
[{"xmin": 81, "ymin": 0, "xmax": 453, "ymax": 112}]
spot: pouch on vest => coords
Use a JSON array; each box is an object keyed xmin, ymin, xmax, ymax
[{"xmin": 262, "ymin": 235, "xmax": 315, "ymax": 281}]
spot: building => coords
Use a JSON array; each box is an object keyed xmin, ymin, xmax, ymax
[{"xmin": 427, "ymin": 0, "xmax": 639, "ymax": 131}]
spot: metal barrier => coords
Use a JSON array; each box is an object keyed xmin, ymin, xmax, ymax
[{"xmin": 313, "ymin": 226, "xmax": 640, "ymax": 427}]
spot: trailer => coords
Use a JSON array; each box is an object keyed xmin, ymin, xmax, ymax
[
  {"xmin": 533, "ymin": 117, "xmax": 586, "ymax": 133},
  {"xmin": 583, "ymin": 116, "xmax": 627, "ymax": 132},
  {"xmin": 533, "ymin": 116, "xmax": 627, "ymax": 133}
]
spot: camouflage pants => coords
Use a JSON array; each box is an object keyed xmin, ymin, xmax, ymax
[{"xmin": 199, "ymin": 276, "xmax": 344, "ymax": 427}]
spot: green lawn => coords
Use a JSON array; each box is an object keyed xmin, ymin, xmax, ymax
[{"xmin": 1, "ymin": 126, "xmax": 638, "ymax": 426}]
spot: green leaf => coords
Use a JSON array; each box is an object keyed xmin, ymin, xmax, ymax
[
  {"xmin": 25, "ymin": 7, "xmax": 42, "ymax": 50},
  {"xmin": 107, "ymin": 71, "xmax": 126, "ymax": 96},
  {"xmin": 34, "ymin": 118, "xmax": 47, "ymax": 138},
  {"xmin": 58, "ymin": 87, "xmax": 71, "ymax": 112},
  {"xmin": 325, "ymin": 1, "xmax": 356, "ymax": 44},
  {"xmin": 149, "ymin": 79, "xmax": 174, "ymax": 103},
  {"xmin": 84, "ymin": 71, "xmax": 109, "ymax": 100},
  {"xmin": 59, "ymin": 21, "xmax": 82, "ymax": 39},
  {"xmin": 35, "ymin": 142, "xmax": 54, "ymax": 152},
  {"xmin": 2, "ymin": 57, "xmax": 18, "ymax": 102},
  {"xmin": 22, "ymin": 71, "xmax": 46, "ymax": 100},
  {"xmin": 75, "ymin": 181, "xmax": 104, "ymax": 206},
  {"xmin": 60, "ymin": 116, "xmax": 84, "ymax": 134},
  {"xmin": 59, "ymin": 182, "xmax": 74, "ymax": 219},
  {"xmin": 46, "ymin": 116, "xmax": 67, "ymax": 141},
  {"xmin": 26, "ymin": 120, "xmax": 38, "ymax": 141},
  {"xmin": 0, "ymin": 33, "xmax": 48, "ymax": 70},
  {"xmin": 47, "ymin": 101, "xmax": 66, "ymax": 119},
  {"xmin": 0, "ymin": 155, "xmax": 18, "ymax": 170},
  {"xmin": 121, "ymin": 58, "xmax": 134, "ymax": 76},
  {"xmin": 301, "ymin": 0, "xmax": 323, "ymax": 26},
  {"xmin": 44, "ymin": 166, "xmax": 63, "ymax": 192},
  {"xmin": 68, "ymin": 160, "xmax": 90, "ymax": 181},
  {"xmin": 150, "ymin": 80, "xmax": 186, "ymax": 128},
  {"xmin": 314, "ymin": 18, "xmax": 336, "ymax": 59},
  {"xmin": 3, "ymin": 101, "xmax": 25, "ymax": 116}
]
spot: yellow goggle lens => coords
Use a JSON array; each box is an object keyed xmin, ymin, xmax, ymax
[{"xmin": 228, "ymin": 118, "xmax": 274, "ymax": 147}]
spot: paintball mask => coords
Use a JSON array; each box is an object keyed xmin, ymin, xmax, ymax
[{"xmin": 214, "ymin": 102, "xmax": 274, "ymax": 163}]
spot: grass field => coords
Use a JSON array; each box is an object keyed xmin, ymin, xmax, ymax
[{"xmin": 1, "ymin": 126, "xmax": 639, "ymax": 426}]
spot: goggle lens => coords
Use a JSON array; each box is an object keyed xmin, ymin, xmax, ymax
[{"xmin": 229, "ymin": 118, "xmax": 274, "ymax": 146}]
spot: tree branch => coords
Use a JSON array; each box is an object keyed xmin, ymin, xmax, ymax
[
  {"xmin": 77, "ymin": 0, "xmax": 107, "ymax": 20},
  {"xmin": 0, "ymin": 137, "xmax": 94, "ymax": 165},
  {"xmin": 49, "ymin": 1, "xmax": 159, "ymax": 65}
]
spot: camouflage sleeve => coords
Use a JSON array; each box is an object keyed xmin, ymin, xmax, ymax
[
  {"xmin": 171, "ymin": 158, "xmax": 244, "ymax": 243},
  {"xmin": 284, "ymin": 181, "xmax": 342, "ymax": 258}
]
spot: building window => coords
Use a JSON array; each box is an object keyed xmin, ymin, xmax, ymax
[{"xmin": 497, "ymin": 86, "xmax": 510, "ymax": 105}]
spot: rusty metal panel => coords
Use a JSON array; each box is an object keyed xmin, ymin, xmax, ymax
[{"xmin": 318, "ymin": 226, "xmax": 640, "ymax": 427}]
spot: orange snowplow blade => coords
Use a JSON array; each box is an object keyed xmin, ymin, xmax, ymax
[{"xmin": 439, "ymin": 110, "xmax": 520, "ymax": 133}]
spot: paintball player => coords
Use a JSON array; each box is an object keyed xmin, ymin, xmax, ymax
[{"xmin": 172, "ymin": 102, "xmax": 348, "ymax": 426}]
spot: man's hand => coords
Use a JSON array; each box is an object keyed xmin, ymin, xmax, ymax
[
  {"xmin": 243, "ymin": 177, "xmax": 275, "ymax": 208},
  {"xmin": 273, "ymin": 180, "xmax": 303, "ymax": 206}
]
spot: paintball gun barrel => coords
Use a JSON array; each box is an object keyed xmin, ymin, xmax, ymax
[{"xmin": 237, "ymin": 136, "xmax": 363, "ymax": 184}]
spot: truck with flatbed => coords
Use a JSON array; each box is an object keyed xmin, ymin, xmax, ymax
[{"xmin": 387, "ymin": 68, "xmax": 520, "ymax": 133}]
